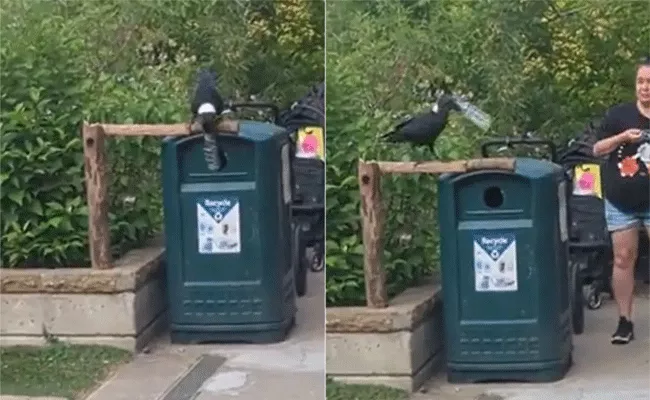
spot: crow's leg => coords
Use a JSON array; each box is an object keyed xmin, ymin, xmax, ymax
[
  {"xmin": 422, "ymin": 142, "xmax": 443, "ymax": 160},
  {"xmin": 413, "ymin": 144, "xmax": 426, "ymax": 166},
  {"xmin": 427, "ymin": 143, "xmax": 442, "ymax": 159},
  {"xmin": 415, "ymin": 144, "xmax": 435, "ymax": 166},
  {"xmin": 432, "ymin": 145, "xmax": 441, "ymax": 160}
]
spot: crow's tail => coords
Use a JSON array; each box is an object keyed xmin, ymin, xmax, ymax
[
  {"xmin": 380, "ymin": 129, "xmax": 401, "ymax": 142},
  {"xmin": 196, "ymin": 112, "xmax": 226, "ymax": 171}
]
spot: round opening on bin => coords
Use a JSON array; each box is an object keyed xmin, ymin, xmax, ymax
[{"xmin": 483, "ymin": 186, "xmax": 504, "ymax": 208}]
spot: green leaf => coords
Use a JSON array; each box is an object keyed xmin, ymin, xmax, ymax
[
  {"xmin": 46, "ymin": 202, "xmax": 65, "ymax": 211},
  {"xmin": 48, "ymin": 217, "xmax": 64, "ymax": 228},
  {"xmin": 30, "ymin": 201, "xmax": 44, "ymax": 216},
  {"xmin": 7, "ymin": 190, "xmax": 25, "ymax": 206}
]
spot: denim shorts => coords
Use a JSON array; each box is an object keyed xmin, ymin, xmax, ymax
[{"xmin": 604, "ymin": 199, "xmax": 650, "ymax": 232}]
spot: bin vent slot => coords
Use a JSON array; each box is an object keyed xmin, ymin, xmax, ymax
[
  {"xmin": 484, "ymin": 186, "xmax": 504, "ymax": 208},
  {"xmin": 458, "ymin": 335, "xmax": 540, "ymax": 358}
]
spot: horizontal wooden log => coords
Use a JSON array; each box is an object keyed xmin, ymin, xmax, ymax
[
  {"xmin": 371, "ymin": 157, "xmax": 516, "ymax": 174},
  {"xmin": 84, "ymin": 119, "xmax": 240, "ymax": 137}
]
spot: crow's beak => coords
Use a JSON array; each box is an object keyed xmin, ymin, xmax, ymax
[{"xmin": 449, "ymin": 95, "xmax": 464, "ymax": 111}]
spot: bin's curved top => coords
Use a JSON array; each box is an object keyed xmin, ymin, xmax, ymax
[
  {"xmin": 513, "ymin": 157, "xmax": 564, "ymax": 178},
  {"xmin": 238, "ymin": 120, "xmax": 288, "ymax": 142}
]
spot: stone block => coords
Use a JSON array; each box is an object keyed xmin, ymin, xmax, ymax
[
  {"xmin": 326, "ymin": 280, "xmax": 444, "ymax": 392},
  {"xmin": 0, "ymin": 241, "xmax": 167, "ymax": 352}
]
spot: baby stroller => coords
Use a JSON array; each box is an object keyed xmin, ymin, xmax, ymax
[
  {"xmin": 558, "ymin": 122, "xmax": 650, "ymax": 319},
  {"xmin": 277, "ymin": 83, "xmax": 325, "ymax": 297},
  {"xmin": 558, "ymin": 120, "xmax": 612, "ymax": 335}
]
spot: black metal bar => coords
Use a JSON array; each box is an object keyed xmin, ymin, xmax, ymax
[
  {"xmin": 481, "ymin": 138, "xmax": 558, "ymax": 163},
  {"xmin": 228, "ymin": 102, "xmax": 280, "ymax": 123}
]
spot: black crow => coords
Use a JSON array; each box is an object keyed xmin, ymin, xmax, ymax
[
  {"xmin": 190, "ymin": 69, "xmax": 227, "ymax": 170},
  {"xmin": 381, "ymin": 94, "xmax": 461, "ymax": 159}
]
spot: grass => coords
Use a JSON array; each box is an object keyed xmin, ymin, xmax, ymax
[
  {"xmin": 326, "ymin": 381, "xmax": 410, "ymax": 400},
  {"xmin": 0, "ymin": 343, "xmax": 131, "ymax": 399}
]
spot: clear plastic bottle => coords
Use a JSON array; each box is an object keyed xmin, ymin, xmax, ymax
[{"xmin": 452, "ymin": 95, "xmax": 492, "ymax": 132}]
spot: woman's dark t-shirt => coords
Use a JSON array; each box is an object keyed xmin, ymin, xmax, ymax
[{"xmin": 597, "ymin": 102, "xmax": 650, "ymax": 213}]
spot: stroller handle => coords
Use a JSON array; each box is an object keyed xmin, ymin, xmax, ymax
[
  {"xmin": 228, "ymin": 102, "xmax": 280, "ymax": 124},
  {"xmin": 481, "ymin": 138, "xmax": 558, "ymax": 163}
]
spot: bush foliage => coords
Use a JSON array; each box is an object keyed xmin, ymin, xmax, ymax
[
  {"xmin": 325, "ymin": 0, "xmax": 649, "ymax": 306},
  {"xmin": 0, "ymin": 0, "xmax": 324, "ymax": 268}
]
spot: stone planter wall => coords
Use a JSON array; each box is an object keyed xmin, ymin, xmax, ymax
[
  {"xmin": 326, "ymin": 280, "xmax": 444, "ymax": 392},
  {"xmin": 0, "ymin": 241, "xmax": 168, "ymax": 352}
]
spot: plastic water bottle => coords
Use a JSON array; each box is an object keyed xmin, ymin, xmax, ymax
[{"xmin": 452, "ymin": 95, "xmax": 492, "ymax": 132}]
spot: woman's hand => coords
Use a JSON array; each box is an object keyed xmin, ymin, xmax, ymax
[
  {"xmin": 623, "ymin": 128, "xmax": 642, "ymax": 143},
  {"xmin": 593, "ymin": 128, "xmax": 642, "ymax": 156}
]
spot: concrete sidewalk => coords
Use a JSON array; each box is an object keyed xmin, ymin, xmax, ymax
[
  {"xmin": 0, "ymin": 397, "xmax": 67, "ymax": 400},
  {"xmin": 413, "ymin": 292, "xmax": 650, "ymax": 400},
  {"xmin": 86, "ymin": 272, "xmax": 325, "ymax": 400}
]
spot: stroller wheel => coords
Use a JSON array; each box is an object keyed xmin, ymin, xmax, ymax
[
  {"xmin": 309, "ymin": 243, "xmax": 325, "ymax": 272},
  {"xmin": 587, "ymin": 289, "xmax": 603, "ymax": 310},
  {"xmin": 311, "ymin": 255, "xmax": 324, "ymax": 272}
]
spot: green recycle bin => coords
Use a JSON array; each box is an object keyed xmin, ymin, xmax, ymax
[
  {"xmin": 161, "ymin": 121, "xmax": 296, "ymax": 344},
  {"xmin": 437, "ymin": 157, "xmax": 573, "ymax": 383}
]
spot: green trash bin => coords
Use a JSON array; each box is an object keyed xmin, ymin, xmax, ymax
[
  {"xmin": 438, "ymin": 157, "xmax": 573, "ymax": 383},
  {"xmin": 161, "ymin": 121, "xmax": 296, "ymax": 344}
]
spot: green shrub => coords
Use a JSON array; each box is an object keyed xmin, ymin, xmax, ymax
[{"xmin": 1, "ymin": 5, "xmax": 91, "ymax": 267}]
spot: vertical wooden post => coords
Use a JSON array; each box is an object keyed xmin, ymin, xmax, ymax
[
  {"xmin": 358, "ymin": 160, "xmax": 388, "ymax": 308},
  {"xmin": 82, "ymin": 124, "xmax": 112, "ymax": 269}
]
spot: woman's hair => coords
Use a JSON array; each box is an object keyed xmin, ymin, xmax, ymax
[{"xmin": 638, "ymin": 55, "xmax": 650, "ymax": 69}]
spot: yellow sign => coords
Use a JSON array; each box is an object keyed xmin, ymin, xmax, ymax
[
  {"xmin": 296, "ymin": 126, "xmax": 324, "ymax": 161},
  {"xmin": 572, "ymin": 163, "xmax": 602, "ymax": 199}
]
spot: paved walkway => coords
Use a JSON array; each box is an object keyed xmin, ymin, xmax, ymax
[
  {"xmin": 86, "ymin": 272, "xmax": 325, "ymax": 400},
  {"xmin": 0, "ymin": 397, "xmax": 67, "ymax": 400},
  {"xmin": 414, "ymin": 291, "xmax": 650, "ymax": 400}
]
